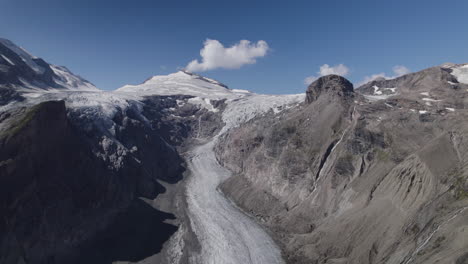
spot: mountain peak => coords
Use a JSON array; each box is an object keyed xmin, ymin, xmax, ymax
[
  {"xmin": 305, "ymin": 74, "xmax": 354, "ymax": 103},
  {"xmin": 117, "ymin": 70, "xmax": 234, "ymax": 99}
]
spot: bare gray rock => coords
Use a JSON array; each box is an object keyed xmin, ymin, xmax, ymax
[{"xmin": 215, "ymin": 73, "xmax": 468, "ymax": 264}]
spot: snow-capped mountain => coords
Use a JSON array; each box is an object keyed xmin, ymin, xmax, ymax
[
  {"xmin": 117, "ymin": 70, "xmax": 304, "ymax": 130},
  {"xmin": 0, "ymin": 38, "xmax": 97, "ymax": 91},
  {"xmin": 117, "ymin": 70, "xmax": 247, "ymax": 99}
]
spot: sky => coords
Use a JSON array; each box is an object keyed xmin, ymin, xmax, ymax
[{"xmin": 1, "ymin": 0, "xmax": 468, "ymax": 94}]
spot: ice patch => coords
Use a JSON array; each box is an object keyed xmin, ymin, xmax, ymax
[
  {"xmin": 420, "ymin": 92, "xmax": 430, "ymax": 96},
  {"xmin": 446, "ymin": 107, "xmax": 455, "ymax": 112},
  {"xmin": 419, "ymin": 110, "xmax": 428, "ymax": 114}
]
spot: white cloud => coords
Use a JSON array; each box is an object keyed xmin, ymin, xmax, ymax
[
  {"xmin": 304, "ymin": 64, "xmax": 350, "ymax": 85},
  {"xmin": 392, "ymin": 65, "xmax": 410, "ymax": 76},
  {"xmin": 186, "ymin": 39, "xmax": 269, "ymax": 72},
  {"xmin": 357, "ymin": 65, "xmax": 410, "ymax": 87}
]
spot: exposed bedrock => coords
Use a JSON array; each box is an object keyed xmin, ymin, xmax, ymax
[{"xmin": 215, "ymin": 74, "xmax": 468, "ymax": 263}]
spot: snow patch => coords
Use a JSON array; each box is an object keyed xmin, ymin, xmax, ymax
[
  {"xmin": 364, "ymin": 94, "xmax": 392, "ymax": 101},
  {"xmin": 446, "ymin": 107, "xmax": 455, "ymax": 112},
  {"xmin": 450, "ymin": 64, "xmax": 468, "ymax": 84},
  {"xmin": 420, "ymin": 92, "xmax": 430, "ymax": 96},
  {"xmin": 1, "ymin": 54, "xmax": 14, "ymax": 66},
  {"xmin": 422, "ymin": 98, "xmax": 441, "ymax": 102},
  {"xmin": 373, "ymin": 85, "xmax": 382, "ymax": 95},
  {"xmin": 232, "ymin": 89, "xmax": 251, "ymax": 94}
]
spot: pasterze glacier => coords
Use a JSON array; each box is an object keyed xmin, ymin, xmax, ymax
[{"xmin": 1, "ymin": 1, "xmax": 468, "ymax": 263}]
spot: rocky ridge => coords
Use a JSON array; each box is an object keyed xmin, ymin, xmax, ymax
[{"xmin": 215, "ymin": 65, "xmax": 468, "ymax": 264}]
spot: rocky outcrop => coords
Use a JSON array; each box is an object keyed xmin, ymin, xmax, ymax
[
  {"xmin": 215, "ymin": 74, "xmax": 468, "ymax": 263},
  {"xmin": 306, "ymin": 74, "xmax": 354, "ymax": 103}
]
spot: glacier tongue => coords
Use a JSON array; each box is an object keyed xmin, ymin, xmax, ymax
[
  {"xmin": 186, "ymin": 140, "xmax": 285, "ymax": 264},
  {"xmin": 185, "ymin": 92, "xmax": 303, "ymax": 264}
]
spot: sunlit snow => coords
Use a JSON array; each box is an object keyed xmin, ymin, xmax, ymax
[
  {"xmin": 451, "ymin": 64, "xmax": 468, "ymax": 84},
  {"xmin": 1, "ymin": 54, "xmax": 15, "ymax": 65}
]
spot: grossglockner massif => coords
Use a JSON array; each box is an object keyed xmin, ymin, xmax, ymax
[{"xmin": 0, "ymin": 38, "xmax": 467, "ymax": 264}]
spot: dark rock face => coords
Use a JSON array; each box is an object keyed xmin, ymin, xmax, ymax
[
  {"xmin": 0, "ymin": 87, "xmax": 23, "ymax": 106},
  {"xmin": 0, "ymin": 100, "xmax": 184, "ymax": 264},
  {"xmin": 305, "ymin": 74, "xmax": 354, "ymax": 103}
]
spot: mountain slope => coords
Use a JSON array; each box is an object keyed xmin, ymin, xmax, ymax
[
  {"xmin": 215, "ymin": 72, "xmax": 468, "ymax": 263},
  {"xmin": 0, "ymin": 38, "xmax": 97, "ymax": 92}
]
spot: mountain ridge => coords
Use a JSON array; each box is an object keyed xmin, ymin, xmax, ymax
[{"xmin": 0, "ymin": 38, "xmax": 97, "ymax": 92}]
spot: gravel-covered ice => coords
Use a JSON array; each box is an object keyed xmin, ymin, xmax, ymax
[{"xmin": 186, "ymin": 140, "xmax": 285, "ymax": 264}]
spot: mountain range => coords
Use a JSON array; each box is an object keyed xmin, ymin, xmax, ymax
[{"xmin": 0, "ymin": 38, "xmax": 467, "ymax": 264}]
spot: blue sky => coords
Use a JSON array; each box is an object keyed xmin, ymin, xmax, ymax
[{"xmin": 1, "ymin": 0, "xmax": 468, "ymax": 94}]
